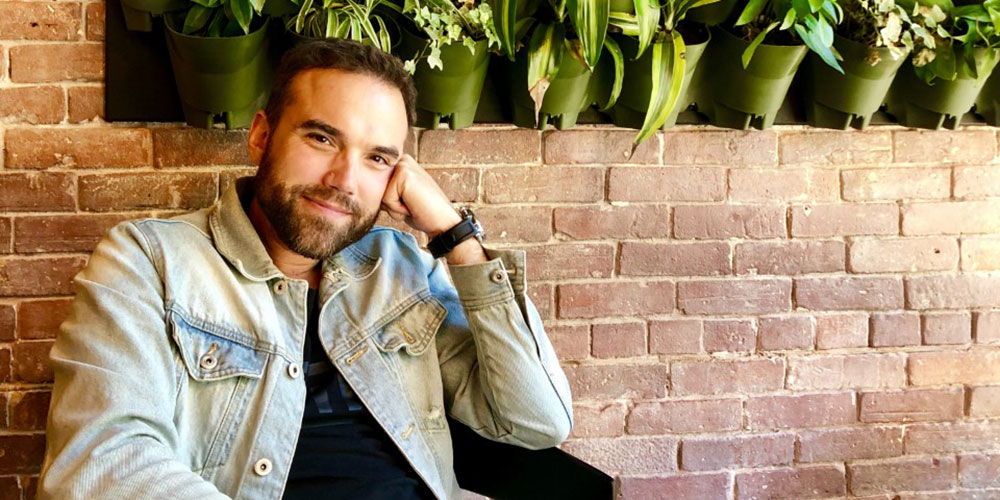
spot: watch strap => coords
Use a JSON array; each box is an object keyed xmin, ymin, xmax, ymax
[{"xmin": 428, "ymin": 217, "xmax": 479, "ymax": 259}]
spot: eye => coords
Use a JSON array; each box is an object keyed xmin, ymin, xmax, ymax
[
  {"xmin": 370, "ymin": 155, "xmax": 391, "ymax": 166},
  {"xmin": 307, "ymin": 133, "xmax": 330, "ymax": 145}
]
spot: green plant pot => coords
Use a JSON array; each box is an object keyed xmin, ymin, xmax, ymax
[
  {"xmin": 608, "ymin": 29, "xmax": 710, "ymax": 130},
  {"xmin": 164, "ymin": 14, "xmax": 273, "ymax": 129},
  {"xmin": 885, "ymin": 45, "xmax": 1000, "ymax": 129},
  {"xmin": 975, "ymin": 62, "xmax": 1000, "ymax": 125},
  {"xmin": 262, "ymin": 0, "xmax": 297, "ymax": 17},
  {"xmin": 692, "ymin": 25, "xmax": 807, "ymax": 130},
  {"xmin": 686, "ymin": 0, "xmax": 739, "ymax": 26},
  {"xmin": 120, "ymin": 0, "xmax": 186, "ymax": 32},
  {"xmin": 803, "ymin": 33, "xmax": 909, "ymax": 129},
  {"xmin": 508, "ymin": 47, "xmax": 595, "ymax": 130}
]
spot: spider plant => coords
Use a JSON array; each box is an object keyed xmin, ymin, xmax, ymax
[{"xmin": 286, "ymin": 0, "xmax": 395, "ymax": 51}]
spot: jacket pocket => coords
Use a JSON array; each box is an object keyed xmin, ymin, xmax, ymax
[{"xmin": 372, "ymin": 295, "xmax": 447, "ymax": 356}]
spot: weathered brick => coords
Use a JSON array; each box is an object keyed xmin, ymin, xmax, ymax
[
  {"xmin": 955, "ymin": 166, "xmax": 1000, "ymax": 199},
  {"xmin": 525, "ymin": 244, "xmax": 615, "ymax": 280},
  {"xmin": 787, "ymin": 353, "xmax": 907, "ymax": 390},
  {"xmin": 561, "ymin": 437, "xmax": 678, "ymax": 476},
  {"xmin": 903, "ymin": 201, "xmax": 1000, "ymax": 235},
  {"xmin": 671, "ymin": 358, "xmax": 784, "ymax": 396},
  {"xmin": 627, "ymin": 399, "xmax": 742, "ymax": 435},
  {"xmin": 909, "ymin": 350, "xmax": 1000, "ymax": 386},
  {"xmin": 781, "ymin": 131, "xmax": 892, "ymax": 165},
  {"xmin": 0, "ymin": 86, "xmax": 64, "ymax": 124},
  {"xmin": 67, "ymin": 85, "xmax": 104, "ymax": 123},
  {"xmin": 735, "ymin": 240, "xmax": 844, "ymax": 276},
  {"xmin": 152, "ymin": 127, "xmax": 251, "ymax": 167},
  {"xmin": 617, "ymin": 473, "xmax": 730, "ymax": 500},
  {"xmin": 798, "ymin": 426, "xmax": 903, "ymax": 462},
  {"xmin": 546, "ymin": 324, "xmax": 589, "ymax": 361},
  {"xmin": 0, "ymin": 304, "xmax": 13, "ymax": 341},
  {"xmin": 0, "ymin": 434, "xmax": 46, "ymax": 474},
  {"xmin": 907, "ymin": 275, "xmax": 1000, "ymax": 309},
  {"xmin": 591, "ymin": 322, "xmax": 645, "ymax": 358},
  {"xmin": 746, "ymin": 392, "xmax": 856, "ymax": 430},
  {"xmin": 0, "ymin": 256, "xmax": 86, "ymax": 296},
  {"xmin": 0, "ymin": 476, "xmax": 18, "ymax": 500},
  {"xmin": 860, "ymin": 387, "xmax": 964, "ymax": 423},
  {"xmin": 14, "ymin": 214, "xmax": 130, "ymax": 253},
  {"xmin": 815, "ymin": 312, "xmax": 869, "ymax": 349},
  {"xmin": 0, "ymin": 347, "xmax": 9, "ymax": 383},
  {"xmin": 553, "ymin": 205, "xmax": 670, "ymax": 240},
  {"xmin": 842, "ymin": 168, "xmax": 951, "ymax": 201},
  {"xmin": 849, "ymin": 237, "xmax": 958, "ymax": 273},
  {"xmin": 7, "ymin": 127, "xmax": 152, "ymax": 168},
  {"xmin": 528, "ymin": 283, "xmax": 552, "ymax": 320},
  {"xmin": 894, "ymin": 129, "xmax": 996, "ymax": 164},
  {"xmin": 977, "ymin": 311, "xmax": 1000, "ymax": 344},
  {"xmin": 558, "ymin": 281, "xmax": 674, "ymax": 319},
  {"xmin": 86, "ymin": 1, "xmax": 104, "ymax": 40},
  {"xmin": 648, "ymin": 318, "xmax": 701, "ymax": 354},
  {"xmin": 662, "ymin": 130, "xmax": 777, "ymax": 166},
  {"xmin": 564, "ymin": 363, "xmax": 667, "ymax": 400},
  {"xmin": 422, "ymin": 168, "xmax": 478, "ymax": 202},
  {"xmin": 703, "ymin": 318, "xmax": 756, "ymax": 353},
  {"xmin": 735, "ymin": 465, "xmax": 846, "ymax": 500},
  {"xmin": 475, "ymin": 206, "xmax": 551, "ymax": 243},
  {"xmin": 608, "ymin": 167, "xmax": 726, "ymax": 202},
  {"xmin": 922, "ymin": 311, "xmax": 972, "ymax": 345},
  {"xmin": 728, "ymin": 168, "xmax": 838, "ymax": 203},
  {"xmin": 961, "ymin": 237, "xmax": 1000, "ymax": 271},
  {"xmin": 849, "ymin": 456, "xmax": 957, "ymax": 496},
  {"xmin": 10, "ymin": 43, "xmax": 104, "ymax": 82},
  {"xmin": 674, "ymin": 205, "xmax": 785, "ymax": 239},
  {"xmin": 791, "ymin": 203, "xmax": 898, "ymax": 237},
  {"xmin": 419, "ymin": 129, "xmax": 539, "ymax": 164},
  {"xmin": 906, "ymin": 422, "xmax": 1000, "ymax": 454},
  {"xmin": 0, "ymin": 1, "xmax": 82, "ymax": 40},
  {"xmin": 543, "ymin": 129, "xmax": 658, "ymax": 164},
  {"xmin": 17, "ymin": 298, "xmax": 73, "ymax": 340},
  {"xmin": 0, "ymin": 217, "xmax": 10, "ymax": 253},
  {"xmin": 960, "ymin": 453, "xmax": 1000, "ymax": 488},
  {"xmin": 79, "ymin": 172, "xmax": 218, "ymax": 211},
  {"xmin": 0, "ymin": 172, "xmax": 75, "ymax": 212},
  {"xmin": 677, "ymin": 279, "xmax": 791, "ymax": 315},
  {"xmin": 570, "ymin": 402, "xmax": 626, "ymax": 439},
  {"xmin": 759, "ymin": 315, "xmax": 814, "ymax": 351},
  {"xmin": 620, "ymin": 241, "xmax": 731, "ymax": 276},
  {"xmin": 871, "ymin": 312, "xmax": 921, "ymax": 347},
  {"xmin": 681, "ymin": 433, "xmax": 794, "ymax": 471},
  {"xmin": 969, "ymin": 385, "xmax": 1000, "ymax": 418},
  {"xmin": 12, "ymin": 340, "xmax": 54, "ymax": 383},
  {"xmin": 9, "ymin": 391, "xmax": 51, "ymax": 430},
  {"xmin": 482, "ymin": 166, "xmax": 603, "ymax": 203},
  {"xmin": 795, "ymin": 276, "xmax": 903, "ymax": 311}
]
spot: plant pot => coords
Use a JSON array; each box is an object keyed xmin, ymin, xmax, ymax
[
  {"xmin": 507, "ymin": 47, "xmax": 595, "ymax": 130},
  {"xmin": 686, "ymin": 0, "xmax": 740, "ymax": 26},
  {"xmin": 164, "ymin": 14, "xmax": 273, "ymax": 129},
  {"xmin": 691, "ymin": 25, "xmax": 807, "ymax": 129},
  {"xmin": 975, "ymin": 62, "xmax": 1000, "ymax": 125},
  {"xmin": 262, "ymin": 0, "xmax": 297, "ymax": 17},
  {"xmin": 608, "ymin": 29, "xmax": 710, "ymax": 130},
  {"xmin": 803, "ymin": 33, "xmax": 909, "ymax": 129},
  {"xmin": 120, "ymin": 0, "xmax": 186, "ymax": 32},
  {"xmin": 885, "ymin": 45, "xmax": 1000, "ymax": 129}
]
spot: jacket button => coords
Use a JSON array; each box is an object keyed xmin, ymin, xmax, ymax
[
  {"xmin": 272, "ymin": 280, "xmax": 288, "ymax": 295},
  {"xmin": 490, "ymin": 269, "xmax": 505, "ymax": 283},
  {"xmin": 253, "ymin": 458, "xmax": 272, "ymax": 476},
  {"xmin": 199, "ymin": 353, "xmax": 218, "ymax": 370},
  {"xmin": 287, "ymin": 363, "xmax": 301, "ymax": 379}
]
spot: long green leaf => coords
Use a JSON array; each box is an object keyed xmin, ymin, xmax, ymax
[
  {"xmin": 742, "ymin": 20, "xmax": 778, "ymax": 67},
  {"xmin": 609, "ymin": 11, "xmax": 640, "ymax": 36},
  {"xmin": 490, "ymin": 0, "xmax": 520, "ymax": 60},
  {"xmin": 598, "ymin": 36, "xmax": 624, "ymax": 110},
  {"xmin": 632, "ymin": 31, "xmax": 686, "ymax": 155},
  {"xmin": 633, "ymin": 0, "xmax": 659, "ymax": 57},
  {"xmin": 736, "ymin": 0, "xmax": 768, "ymax": 26},
  {"xmin": 230, "ymin": 0, "xmax": 253, "ymax": 34},
  {"xmin": 527, "ymin": 22, "xmax": 565, "ymax": 124},
  {"xmin": 183, "ymin": 5, "xmax": 213, "ymax": 34},
  {"xmin": 295, "ymin": 0, "xmax": 313, "ymax": 33},
  {"xmin": 567, "ymin": 0, "xmax": 609, "ymax": 70},
  {"xmin": 250, "ymin": 0, "xmax": 265, "ymax": 13}
]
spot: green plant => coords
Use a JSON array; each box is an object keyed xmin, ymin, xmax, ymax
[
  {"xmin": 180, "ymin": 0, "xmax": 266, "ymax": 35},
  {"xmin": 735, "ymin": 0, "xmax": 846, "ymax": 73},
  {"xmin": 899, "ymin": 0, "xmax": 1000, "ymax": 83},
  {"xmin": 840, "ymin": 0, "xmax": 928, "ymax": 64},
  {"xmin": 402, "ymin": 0, "xmax": 501, "ymax": 73},
  {"xmin": 286, "ymin": 0, "xmax": 395, "ymax": 50}
]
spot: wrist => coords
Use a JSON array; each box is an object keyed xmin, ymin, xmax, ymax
[{"xmin": 425, "ymin": 209, "xmax": 463, "ymax": 240}]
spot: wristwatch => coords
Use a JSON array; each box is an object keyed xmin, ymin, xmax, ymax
[{"xmin": 427, "ymin": 206, "xmax": 485, "ymax": 259}]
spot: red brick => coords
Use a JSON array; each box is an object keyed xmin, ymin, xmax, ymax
[
  {"xmin": 955, "ymin": 166, "xmax": 1000, "ymax": 199},
  {"xmin": 849, "ymin": 237, "xmax": 958, "ymax": 273},
  {"xmin": 608, "ymin": 167, "xmax": 726, "ymax": 202},
  {"xmin": 525, "ymin": 244, "xmax": 614, "ymax": 281},
  {"xmin": 923, "ymin": 311, "xmax": 972, "ymax": 345},
  {"xmin": 9, "ymin": 391, "xmax": 51, "ymax": 430},
  {"xmin": 0, "ymin": 1, "xmax": 82, "ymax": 40},
  {"xmin": 735, "ymin": 240, "xmax": 844, "ymax": 276},
  {"xmin": 860, "ymin": 387, "xmax": 964, "ymax": 423},
  {"xmin": 907, "ymin": 275, "xmax": 1000, "ymax": 309},
  {"xmin": 560, "ymin": 436, "xmax": 677, "ymax": 475},
  {"xmin": 648, "ymin": 319, "xmax": 701, "ymax": 354},
  {"xmin": 0, "ymin": 304, "xmax": 13, "ymax": 341},
  {"xmin": 0, "ymin": 434, "xmax": 45, "ymax": 474},
  {"xmin": 795, "ymin": 276, "xmax": 903, "ymax": 311},
  {"xmin": 17, "ymin": 298, "xmax": 73, "ymax": 340},
  {"xmin": 735, "ymin": 465, "xmax": 846, "ymax": 500},
  {"xmin": 977, "ymin": 311, "xmax": 1000, "ymax": 344},
  {"xmin": 86, "ymin": 1, "xmax": 104, "ymax": 41},
  {"xmin": 682, "ymin": 433, "xmax": 793, "ymax": 471},
  {"xmin": 553, "ymin": 205, "xmax": 669, "ymax": 240},
  {"xmin": 906, "ymin": 422, "xmax": 1000, "ymax": 454},
  {"xmin": 729, "ymin": 168, "xmax": 838, "ymax": 203},
  {"xmin": 894, "ymin": 129, "xmax": 996, "ymax": 164},
  {"xmin": 12, "ymin": 340, "xmax": 54, "ymax": 383},
  {"xmin": 0, "ymin": 347, "xmax": 9, "ymax": 383},
  {"xmin": 842, "ymin": 168, "xmax": 951, "ymax": 201},
  {"xmin": 663, "ymin": 130, "xmax": 777, "ymax": 166},
  {"xmin": 6, "ymin": 127, "xmax": 151, "ymax": 168},
  {"xmin": 961, "ymin": 236, "xmax": 1000, "ymax": 271},
  {"xmin": 152, "ymin": 127, "xmax": 251, "ymax": 167},
  {"xmin": 969, "ymin": 385, "xmax": 1000, "ymax": 418},
  {"xmin": 564, "ymin": 363, "xmax": 667, "ymax": 400},
  {"xmin": 0, "ymin": 256, "xmax": 86, "ymax": 296},
  {"xmin": 475, "ymin": 206, "xmax": 550, "ymax": 243},
  {"xmin": 0, "ymin": 172, "xmax": 76, "ymax": 212},
  {"xmin": 903, "ymin": 201, "xmax": 1000, "ymax": 235},
  {"xmin": 67, "ymin": 85, "xmax": 104, "ymax": 123},
  {"xmin": 628, "ymin": 399, "xmax": 742, "ymax": 435},
  {"xmin": 871, "ymin": 312, "xmax": 921, "ymax": 347},
  {"xmin": 781, "ymin": 131, "xmax": 892, "ymax": 165},
  {"xmin": 419, "ymin": 129, "xmax": 539, "ymax": 164},
  {"xmin": 759, "ymin": 315, "xmax": 814, "ymax": 351},
  {"xmin": 674, "ymin": 205, "xmax": 785, "ymax": 239},
  {"xmin": 79, "ymin": 172, "xmax": 217, "ymax": 211},
  {"xmin": 570, "ymin": 402, "xmax": 626, "ymax": 439},
  {"xmin": 798, "ymin": 426, "xmax": 903, "ymax": 462},
  {"xmin": 849, "ymin": 456, "xmax": 957, "ymax": 496},
  {"xmin": 617, "ymin": 473, "xmax": 730, "ymax": 500},
  {"xmin": 703, "ymin": 318, "xmax": 756, "ymax": 353},
  {"xmin": 808, "ymin": 313, "xmax": 867, "ymax": 349},
  {"xmin": 546, "ymin": 324, "xmax": 589, "ymax": 361},
  {"xmin": 909, "ymin": 350, "xmax": 1000, "ymax": 386},
  {"xmin": 791, "ymin": 203, "xmax": 898, "ymax": 237},
  {"xmin": 620, "ymin": 241, "xmax": 731, "ymax": 277},
  {"xmin": 483, "ymin": 166, "xmax": 603, "ymax": 203},
  {"xmin": 0, "ymin": 86, "xmax": 64, "ymax": 124},
  {"xmin": 746, "ymin": 392, "xmax": 855, "ymax": 430},
  {"xmin": 591, "ymin": 322, "xmax": 645, "ymax": 358},
  {"xmin": 21, "ymin": 476, "xmax": 37, "ymax": 500},
  {"xmin": 0, "ymin": 217, "xmax": 10, "ymax": 253},
  {"xmin": 960, "ymin": 453, "xmax": 1000, "ymax": 488},
  {"xmin": 425, "ymin": 168, "xmax": 478, "ymax": 202},
  {"xmin": 10, "ymin": 43, "xmax": 103, "ymax": 82},
  {"xmin": 0, "ymin": 476, "xmax": 18, "ymax": 500},
  {"xmin": 528, "ymin": 283, "xmax": 552, "ymax": 319},
  {"xmin": 671, "ymin": 358, "xmax": 784, "ymax": 396},
  {"xmin": 558, "ymin": 281, "xmax": 674, "ymax": 319},
  {"xmin": 543, "ymin": 129, "xmax": 658, "ymax": 164},
  {"xmin": 14, "ymin": 214, "xmax": 130, "ymax": 253},
  {"xmin": 677, "ymin": 279, "xmax": 791, "ymax": 315},
  {"xmin": 787, "ymin": 353, "xmax": 907, "ymax": 390}
]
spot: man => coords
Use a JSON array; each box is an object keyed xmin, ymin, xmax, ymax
[{"xmin": 39, "ymin": 39, "xmax": 573, "ymax": 499}]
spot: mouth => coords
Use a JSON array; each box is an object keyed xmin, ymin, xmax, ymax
[{"xmin": 303, "ymin": 195, "xmax": 352, "ymax": 218}]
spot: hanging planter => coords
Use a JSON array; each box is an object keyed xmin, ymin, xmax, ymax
[
  {"xmin": 975, "ymin": 63, "xmax": 1000, "ymax": 125},
  {"xmin": 398, "ymin": 31, "xmax": 491, "ymax": 129},
  {"xmin": 120, "ymin": 0, "xmax": 187, "ymax": 32},
  {"xmin": 685, "ymin": 0, "xmax": 738, "ymax": 26}
]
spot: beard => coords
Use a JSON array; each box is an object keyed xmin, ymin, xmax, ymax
[{"xmin": 253, "ymin": 142, "xmax": 379, "ymax": 261}]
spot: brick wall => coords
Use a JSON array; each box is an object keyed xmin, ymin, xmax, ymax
[{"xmin": 3, "ymin": 1, "xmax": 1000, "ymax": 499}]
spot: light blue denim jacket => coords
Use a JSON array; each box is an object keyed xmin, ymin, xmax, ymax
[{"xmin": 39, "ymin": 177, "xmax": 573, "ymax": 500}]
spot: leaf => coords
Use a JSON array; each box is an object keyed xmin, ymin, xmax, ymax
[
  {"xmin": 567, "ymin": 0, "xmax": 609, "ymax": 70},
  {"xmin": 230, "ymin": 0, "xmax": 253, "ymax": 34},
  {"xmin": 250, "ymin": 0, "xmax": 265, "ymax": 14},
  {"xmin": 633, "ymin": 31, "xmax": 686, "ymax": 156},
  {"xmin": 205, "ymin": 9, "xmax": 227, "ymax": 36},
  {"xmin": 633, "ymin": 0, "xmax": 660, "ymax": 57},
  {"xmin": 742, "ymin": 21, "xmax": 778, "ymax": 67},
  {"xmin": 736, "ymin": 0, "xmax": 768, "ymax": 26},
  {"xmin": 609, "ymin": 11, "xmax": 640, "ymax": 36},
  {"xmin": 527, "ymin": 22, "xmax": 565, "ymax": 124},
  {"xmin": 295, "ymin": 0, "xmax": 313, "ymax": 33},
  {"xmin": 779, "ymin": 6, "xmax": 796, "ymax": 30},
  {"xmin": 183, "ymin": 5, "xmax": 213, "ymax": 34},
  {"xmin": 795, "ymin": 23, "xmax": 844, "ymax": 73},
  {"xmin": 807, "ymin": 0, "xmax": 823, "ymax": 13},
  {"xmin": 490, "ymin": 0, "xmax": 519, "ymax": 60},
  {"xmin": 598, "ymin": 35, "xmax": 623, "ymax": 110}
]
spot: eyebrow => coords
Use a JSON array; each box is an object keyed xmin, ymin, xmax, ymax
[{"xmin": 297, "ymin": 119, "xmax": 401, "ymax": 161}]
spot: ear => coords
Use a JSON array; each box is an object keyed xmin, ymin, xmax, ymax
[{"xmin": 247, "ymin": 110, "xmax": 270, "ymax": 166}]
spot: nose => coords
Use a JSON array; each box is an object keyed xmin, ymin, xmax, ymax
[{"xmin": 322, "ymin": 150, "xmax": 359, "ymax": 196}]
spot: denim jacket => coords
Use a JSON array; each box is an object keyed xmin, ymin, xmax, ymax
[{"xmin": 39, "ymin": 177, "xmax": 573, "ymax": 500}]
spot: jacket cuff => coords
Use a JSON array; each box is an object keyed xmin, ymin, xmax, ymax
[{"xmin": 445, "ymin": 246, "xmax": 527, "ymax": 308}]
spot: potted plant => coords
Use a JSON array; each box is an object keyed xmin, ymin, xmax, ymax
[
  {"xmin": 686, "ymin": 0, "xmax": 739, "ymax": 25},
  {"xmin": 121, "ymin": 0, "xmax": 188, "ymax": 32},
  {"xmin": 163, "ymin": 0, "xmax": 273, "ymax": 129},
  {"xmin": 692, "ymin": 0, "xmax": 844, "ymax": 129},
  {"xmin": 283, "ymin": 0, "xmax": 397, "ymax": 49},
  {"xmin": 886, "ymin": 0, "xmax": 1000, "ymax": 129},
  {"xmin": 976, "ymin": 60, "xmax": 1000, "ymax": 124}
]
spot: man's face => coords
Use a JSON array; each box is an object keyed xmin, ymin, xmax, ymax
[{"xmin": 252, "ymin": 68, "xmax": 409, "ymax": 260}]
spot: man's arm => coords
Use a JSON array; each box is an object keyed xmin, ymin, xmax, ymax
[{"xmin": 39, "ymin": 221, "xmax": 229, "ymax": 500}]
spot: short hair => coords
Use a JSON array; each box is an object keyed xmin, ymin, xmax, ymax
[{"xmin": 264, "ymin": 38, "xmax": 417, "ymax": 131}]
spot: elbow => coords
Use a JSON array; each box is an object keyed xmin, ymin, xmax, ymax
[{"xmin": 512, "ymin": 413, "xmax": 573, "ymax": 450}]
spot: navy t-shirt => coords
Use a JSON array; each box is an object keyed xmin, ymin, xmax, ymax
[{"xmin": 282, "ymin": 289, "xmax": 436, "ymax": 500}]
